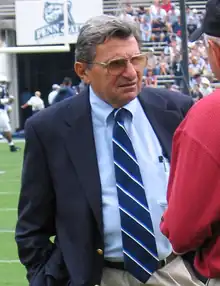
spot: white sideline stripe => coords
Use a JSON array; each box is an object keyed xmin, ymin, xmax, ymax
[
  {"xmin": 0, "ymin": 171, "xmax": 5, "ymax": 175},
  {"xmin": 0, "ymin": 208, "xmax": 17, "ymax": 211},
  {"xmin": 0, "ymin": 139, "xmax": 25, "ymax": 143},
  {"xmin": 0, "ymin": 192, "xmax": 18, "ymax": 195},
  {"xmin": 0, "ymin": 229, "xmax": 15, "ymax": 233},
  {"xmin": 9, "ymin": 180, "xmax": 20, "ymax": 182},
  {"xmin": 0, "ymin": 260, "xmax": 20, "ymax": 263}
]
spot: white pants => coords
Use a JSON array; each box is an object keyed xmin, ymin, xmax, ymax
[{"xmin": 0, "ymin": 109, "xmax": 11, "ymax": 133}]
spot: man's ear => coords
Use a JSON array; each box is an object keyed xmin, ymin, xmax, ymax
[
  {"xmin": 74, "ymin": 62, "xmax": 90, "ymax": 84},
  {"xmin": 207, "ymin": 40, "xmax": 220, "ymax": 80}
]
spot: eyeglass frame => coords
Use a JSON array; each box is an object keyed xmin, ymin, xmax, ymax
[{"xmin": 82, "ymin": 53, "xmax": 148, "ymax": 75}]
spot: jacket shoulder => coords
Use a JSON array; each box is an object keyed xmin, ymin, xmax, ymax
[{"xmin": 140, "ymin": 87, "xmax": 194, "ymax": 114}]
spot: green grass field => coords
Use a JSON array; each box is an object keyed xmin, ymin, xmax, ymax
[{"xmin": 0, "ymin": 141, "xmax": 28, "ymax": 285}]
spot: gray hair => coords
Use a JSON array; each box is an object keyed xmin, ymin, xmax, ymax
[{"xmin": 75, "ymin": 15, "xmax": 141, "ymax": 63}]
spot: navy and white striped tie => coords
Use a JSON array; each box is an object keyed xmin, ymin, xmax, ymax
[{"xmin": 113, "ymin": 108, "xmax": 159, "ymax": 283}]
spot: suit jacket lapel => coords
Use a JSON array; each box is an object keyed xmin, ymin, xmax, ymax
[
  {"xmin": 139, "ymin": 92, "xmax": 181, "ymax": 161},
  {"xmin": 63, "ymin": 89, "xmax": 103, "ymax": 235}
]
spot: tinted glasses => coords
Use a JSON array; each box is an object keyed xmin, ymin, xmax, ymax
[{"xmin": 88, "ymin": 53, "xmax": 147, "ymax": 76}]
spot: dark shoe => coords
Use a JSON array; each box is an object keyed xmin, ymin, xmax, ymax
[{"xmin": 10, "ymin": 145, "xmax": 21, "ymax": 152}]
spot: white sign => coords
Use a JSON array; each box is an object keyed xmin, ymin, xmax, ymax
[{"xmin": 15, "ymin": 0, "xmax": 103, "ymax": 46}]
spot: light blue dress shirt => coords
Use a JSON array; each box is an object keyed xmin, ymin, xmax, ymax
[{"xmin": 89, "ymin": 86, "xmax": 172, "ymax": 261}]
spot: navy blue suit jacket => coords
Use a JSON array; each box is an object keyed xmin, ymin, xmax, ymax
[{"xmin": 15, "ymin": 87, "xmax": 193, "ymax": 286}]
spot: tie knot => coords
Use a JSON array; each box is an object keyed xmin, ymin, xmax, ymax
[{"xmin": 114, "ymin": 108, "xmax": 130, "ymax": 124}]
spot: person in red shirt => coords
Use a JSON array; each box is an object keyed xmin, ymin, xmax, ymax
[
  {"xmin": 161, "ymin": 0, "xmax": 171, "ymax": 12},
  {"xmin": 160, "ymin": 1, "xmax": 220, "ymax": 285}
]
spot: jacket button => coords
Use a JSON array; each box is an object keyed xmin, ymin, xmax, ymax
[{"xmin": 97, "ymin": 248, "xmax": 103, "ymax": 255}]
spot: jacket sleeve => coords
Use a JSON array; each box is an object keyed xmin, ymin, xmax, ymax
[
  {"xmin": 160, "ymin": 129, "xmax": 220, "ymax": 254},
  {"xmin": 15, "ymin": 119, "xmax": 55, "ymax": 282}
]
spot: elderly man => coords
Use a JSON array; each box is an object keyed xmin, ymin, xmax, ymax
[
  {"xmin": 15, "ymin": 15, "xmax": 199, "ymax": 286},
  {"xmin": 160, "ymin": 1, "xmax": 220, "ymax": 286}
]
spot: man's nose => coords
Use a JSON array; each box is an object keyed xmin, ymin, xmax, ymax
[{"xmin": 121, "ymin": 61, "xmax": 137, "ymax": 78}]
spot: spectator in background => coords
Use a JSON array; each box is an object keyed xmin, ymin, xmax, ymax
[
  {"xmin": 167, "ymin": 4, "xmax": 180, "ymax": 29},
  {"xmin": 137, "ymin": 6, "xmax": 146, "ymax": 20},
  {"xmin": 192, "ymin": 9, "xmax": 200, "ymax": 27},
  {"xmin": 159, "ymin": 51, "xmax": 169, "ymax": 75},
  {"xmin": 143, "ymin": 7, "xmax": 152, "ymax": 23},
  {"xmin": 140, "ymin": 16, "xmax": 152, "ymax": 42},
  {"xmin": 189, "ymin": 56, "xmax": 202, "ymax": 77},
  {"xmin": 202, "ymin": 56, "xmax": 213, "ymax": 79},
  {"xmin": 190, "ymin": 73, "xmax": 204, "ymax": 101},
  {"xmin": 21, "ymin": 91, "xmax": 45, "ymax": 115},
  {"xmin": 119, "ymin": 9, "xmax": 134, "ymax": 21},
  {"xmin": 150, "ymin": 0, "xmax": 161, "ymax": 18},
  {"xmin": 187, "ymin": 16, "xmax": 198, "ymax": 36},
  {"xmin": 199, "ymin": 77, "xmax": 213, "ymax": 98},
  {"xmin": 53, "ymin": 77, "xmax": 76, "ymax": 104},
  {"xmin": 144, "ymin": 67, "xmax": 158, "ymax": 87},
  {"xmin": 145, "ymin": 48, "xmax": 160, "ymax": 75},
  {"xmin": 165, "ymin": 36, "xmax": 181, "ymax": 64},
  {"xmin": 48, "ymin": 84, "xmax": 60, "ymax": 105},
  {"xmin": 151, "ymin": 15, "xmax": 166, "ymax": 42},
  {"xmin": 161, "ymin": 0, "xmax": 171, "ymax": 13},
  {"xmin": 172, "ymin": 53, "xmax": 183, "ymax": 87},
  {"xmin": 124, "ymin": 3, "xmax": 134, "ymax": 16},
  {"xmin": 191, "ymin": 73, "xmax": 202, "ymax": 88},
  {"xmin": 197, "ymin": 40, "xmax": 206, "ymax": 57},
  {"xmin": 186, "ymin": 5, "xmax": 194, "ymax": 24},
  {"xmin": 172, "ymin": 15, "xmax": 181, "ymax": 36}
]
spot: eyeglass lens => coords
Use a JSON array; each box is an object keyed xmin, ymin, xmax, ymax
[{"xmin": 107, "ymin": 54, "xmax": 147, "ymax": 75}]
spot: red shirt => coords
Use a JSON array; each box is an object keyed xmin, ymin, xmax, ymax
[
  {"xmin": 161, "ymin": 3, "xmax": 171, "ymax": 12},
  {"xmin": 160, "ymin": 89, "xmax": 220, "ymax": 278}
]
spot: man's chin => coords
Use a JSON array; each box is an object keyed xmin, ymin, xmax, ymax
[
  {"xmin": 114, "ymin": 91, "xmax": 138, "ymax": 108},
  {"xmin": 122, "ymin": 86, "xmax": 140, "ymax": 100}
]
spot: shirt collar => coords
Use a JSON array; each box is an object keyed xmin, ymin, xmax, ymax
[{"xmin": 89, "ymin": 85, "xmax": 139, "ymax": 125}]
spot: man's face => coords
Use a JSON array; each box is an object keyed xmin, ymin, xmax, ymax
[{"xmin": 78, "ymin": 36, "xmax": 145, "ymax": 108}]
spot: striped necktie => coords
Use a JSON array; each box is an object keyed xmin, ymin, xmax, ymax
[{"xmin": 113, "ymin": 108, "xmax": 159, "ymax": 283}]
